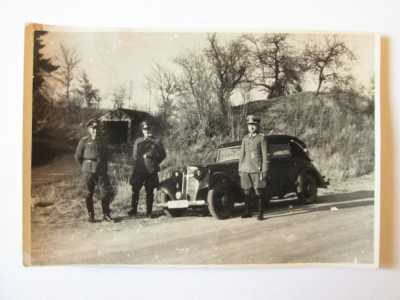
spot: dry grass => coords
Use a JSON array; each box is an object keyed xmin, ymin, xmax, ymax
[{"xmin": 31, "ymin": 155, "xmax": 166, "ymax": 226}]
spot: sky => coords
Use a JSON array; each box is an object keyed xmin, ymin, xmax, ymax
[{"xmin": 41, "ymin": 30, "xmax": 377, "ymax": 111}]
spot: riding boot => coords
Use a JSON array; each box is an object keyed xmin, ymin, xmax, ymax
[
  {"xmin": 241, "ymin": 195, "xmax": 252, "ymax": 218},
  {"xmin": 85, "ymin": 197, "xmax": 95, "ymax": 223},
  {"xmin": 146, "ymin": 193, "xmax": 154, "ymax": 218},
  {"xmin": 128, "ymin": 192, "xmax": 139, "ymax": 216},
  {"xmin": 257, "ymin": 195, "xmax": 264, "ymax": 221},
  {"xmin": 101, "ymin": 197, "xmax": 114, "ymax": 222}
]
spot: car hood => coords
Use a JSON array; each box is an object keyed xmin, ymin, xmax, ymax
[{"xmin": 191, "ymin": 159, "xmax": 239, "ymax": 171}]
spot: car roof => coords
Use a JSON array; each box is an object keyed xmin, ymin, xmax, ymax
[{"xmin": 218, "ymin": 134, "xmax": 307, "ymax": 149}]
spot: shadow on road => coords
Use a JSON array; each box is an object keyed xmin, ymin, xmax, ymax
[
  {"xmin": 227, "ymin": 190, "xmax": 375, "ymax": 220},
  {"xmin": 113, "ymin": 190, "xmax": 375, "ymax": 222},
  {"xmin": 263, "ymin": 190, "xmax": 375, "ymax": 219}
]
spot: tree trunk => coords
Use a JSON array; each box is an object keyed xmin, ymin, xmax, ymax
[
  {"xmin": 316, "ymin": 69, "xmax": 324, "ymax": 95},
  {"xmin": 217, "ymin": 93, "xmax": 227, "ymax": 116},
  {"xmin": 316, "ymin": 78, "xmax": 323, "ymax": 95}
]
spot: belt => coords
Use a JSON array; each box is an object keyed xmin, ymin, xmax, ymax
[{"xmin": 83, "ymin": 158, "xmax": 100, "ymax": 162}]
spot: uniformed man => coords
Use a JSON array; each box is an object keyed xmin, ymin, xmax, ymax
[
  {"xmin": 238, "ymin": 115, "xmax": 269, "ymax": 220},
  {"xmin": 128, "ymin": 120, "xmax": 166, "ymax": 218},
  {"xmin": 74, "ymin": 118, "xmax": 114, "ymax": 223}
]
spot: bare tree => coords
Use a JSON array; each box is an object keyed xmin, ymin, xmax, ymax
[
  {"xmin": 174, "ymin": 51, "xmax": 216, "ymax": 135},
  {"xmin": 53, "ymin": 43, "xmax": 81, "ymax": 107},
  {"xmin": 243, "ymin": 33, "xmax": 304, "ymax": 99},
  {"xmin": 304, "ymin": 35, "xmax": 355, "ymax": 95},
  {"xmin": 146, "ymin": 64, "xmax": 178, "ymax": 122},
  {"xmin": 204, "ymin": 33, "xmax": 250, "ymax": 116},
  {"xmin": 111, "ymin": 84, "xmax": 127, "ymax": 109}
]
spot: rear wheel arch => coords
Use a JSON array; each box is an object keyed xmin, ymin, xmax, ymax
[{"xmin": 296, "ymin": 172, "xmax": 318, "ymax": 204}]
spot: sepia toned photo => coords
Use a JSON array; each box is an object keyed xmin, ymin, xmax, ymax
[{"xmin": 23, "ymin": 24, "xmax": 380, "ymax": 267}]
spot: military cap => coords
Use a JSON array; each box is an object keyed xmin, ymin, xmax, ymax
[
  {"xmin": 246, "ymin": 115, "xmax": 261, "ymax": 124},
  {"xmin": 140, "ymin": 120, "xmax": 153, "ymax": 130},
  {"xmin": 86, "ymin": 118, "xmax": 99, "ymax": 128}
]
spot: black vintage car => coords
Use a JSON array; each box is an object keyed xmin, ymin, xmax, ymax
[{"xmin": 156, "ymin": 135, "xmax": 329, "ymax": 219}]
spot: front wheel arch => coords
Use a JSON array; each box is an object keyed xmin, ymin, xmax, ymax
[{"xmin": 207, "ymin": 182, "xmax": 234, "ymax": 220}]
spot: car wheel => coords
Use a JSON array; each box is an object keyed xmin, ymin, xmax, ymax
[
  {"xmin": 161, "ymin": 193, "xmax": 187, "ymax": 217},
  {"xmin": 297, "ymin": 174, "xmax": 317, "ymax": 204},
  {"xmin": 207, "ymin": 183, "xmax": 234, "ymax": 220}
]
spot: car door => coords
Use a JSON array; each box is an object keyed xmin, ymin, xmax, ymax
[
  {"xmin": 289, "ymin": 140, "xmax": 312, "ymax": 179},
  {"xmin": 268, "ymin": 142, "xmax": 297, "ymax": 195}
]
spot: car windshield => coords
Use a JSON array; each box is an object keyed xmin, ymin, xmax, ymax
[{"xmin": 217, "ymin": 146, "xmax": 241, "ymax": 162}]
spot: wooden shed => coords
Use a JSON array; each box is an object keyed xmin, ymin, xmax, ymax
[{"xmin": 98, "ymin": 108, "xmax": 153, "ymax": 144}]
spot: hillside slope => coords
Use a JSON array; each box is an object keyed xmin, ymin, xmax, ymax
[{"xmin": 234, "ymin": 91, "xmax": 375, "ymax": 181}]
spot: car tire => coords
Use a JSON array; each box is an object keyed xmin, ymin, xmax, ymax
[
  {"xmin": 207, "ymin": 183, "xmax": 234, "ymax": 220},
  {"xmin": 161, "ymin": 193, "xmax": 187, "ymax": 217},
  {"xmin": 297, "ymin": 174, "xmax": 317, "ymax": 204}
]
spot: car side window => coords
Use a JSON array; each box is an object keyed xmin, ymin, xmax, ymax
[
  {"xmin": 290, "ymin": 142, "xmax": 310, "ymax": 161},
  {"xmin": 269, "ymin": 143, "xmax": 291, "ymax": 159},
  {"xmin": 217, "ymin": 146, "xmax": 241, "ymax": 162}
]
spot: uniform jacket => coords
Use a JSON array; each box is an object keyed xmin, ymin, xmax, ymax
[
  {"xmin": 238, "ymin": 133, "xmax": 269, "ymax": 173},
  {"xmin": 132, "ymin": 136, "xmax": 166, "ymax": 174},
  {"xmin": 74, "ymin": 136, "xmax": 108, "ymax": 173}
]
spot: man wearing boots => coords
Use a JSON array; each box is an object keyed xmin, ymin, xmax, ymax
[
  {"xmin": 128, "ymin": 120, "xmax": 166, "ymax": 218},
  {"xmin": 74, "ymin": 118, "xmax": 115, "ymax": 223},
  {"xmin": 238, "ymin": 115, "xmax": 269, "ymax": 221}
]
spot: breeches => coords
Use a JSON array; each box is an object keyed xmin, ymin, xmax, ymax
[
  {"xmin": 130, "ymin": 172, "xmax": 159, "ymax": 194},
  {"xmin": 240, "ymin": 172, "xmax": 267, "ymax": 195},
  {"xmin": 81, "ymin": 172, "xmax": 114, "ymax": 200}
]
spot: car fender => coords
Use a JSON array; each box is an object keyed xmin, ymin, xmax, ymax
[
  {"xmin": 157, "ymin": 178, "xmax": 179, "ymax": 200},
  {"xmin": 208, "ymin": 172, "xmax": 240, "ymax": 189},
  {"xmin": 295, "ymin": 164, "xmax": 327, "ymax": 192},
  {"xmin": 196, "ymin": 172, "xmax": 241, "ymax": 202}
]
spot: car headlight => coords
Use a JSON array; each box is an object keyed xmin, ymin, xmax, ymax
[
  {"xmin": 175, "ymin": 192, "xmax": 183, "ymax": 200},
  {"xmin": 194, "ymin": 167, "xmax": 207, "ymax": 181}
]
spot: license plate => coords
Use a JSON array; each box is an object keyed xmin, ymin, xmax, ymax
[{"xmin": 168, "ymin": 200, "xmax": 189, "ymax": 209}]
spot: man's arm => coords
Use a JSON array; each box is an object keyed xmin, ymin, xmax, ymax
[
  {"xmin": 238, "ymin": 137, "xmax": 246, "ymax": 171},
  {"xmin": 74, "ymin": 138, "xmax": 85, "ymax": 165},
  {"xmin": 261, "ymin": 135, "xmax": 269, "ymax": 173},
  {"xmin": 132, "ymin": 139, "xmax": 139, "ymax": 162},
  {"xmin": 157, "ymin": 141, "xmax": 166, "ymax": 164}
]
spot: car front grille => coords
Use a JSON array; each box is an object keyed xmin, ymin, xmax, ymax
[{"xmin": 182, "ymin": 166, "xmax": 199, "ymax": 200}]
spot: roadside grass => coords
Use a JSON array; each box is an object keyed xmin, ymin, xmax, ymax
[{"xmin": 31, "ymin": 159, "xmax": 164, "ymax": 226}]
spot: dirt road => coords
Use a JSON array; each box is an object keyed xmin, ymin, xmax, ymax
[{"xmin": 29, "ymin": 173, "xmax": 375, "ymax": 266}]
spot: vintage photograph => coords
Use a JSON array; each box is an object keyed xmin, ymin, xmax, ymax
[{"xmin": 24, "ymin": 24, "xmax": 379, "ymax": 266}]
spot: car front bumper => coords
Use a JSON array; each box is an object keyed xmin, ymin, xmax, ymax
[{"xmin": 156, "ymin": 199, "xmax": 207, "ymax": 209}]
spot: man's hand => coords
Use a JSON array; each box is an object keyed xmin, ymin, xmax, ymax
[
  {"xmin": 260, "ymin": 172, "xmax": 268, "ymax": 180},
  {"xmin": 143, "ymin": 153, "xmax": 154, "ymax": 159}
]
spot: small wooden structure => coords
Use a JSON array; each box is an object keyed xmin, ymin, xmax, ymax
[{"xmin": 98, "ymin": 108, "xmax": 152, "ymax": 144}]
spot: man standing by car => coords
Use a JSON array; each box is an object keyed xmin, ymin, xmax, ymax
[
  {"xmin": 74, "ymin": 118, "xmax": 115, "ymax": 223},
  {"xmin": 128, "ymin": 120, "xmax": 166, "ymax": 218},
  {"xmin": 239, "ymin": 115, "xmax": 269, "ymax": 220}
]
